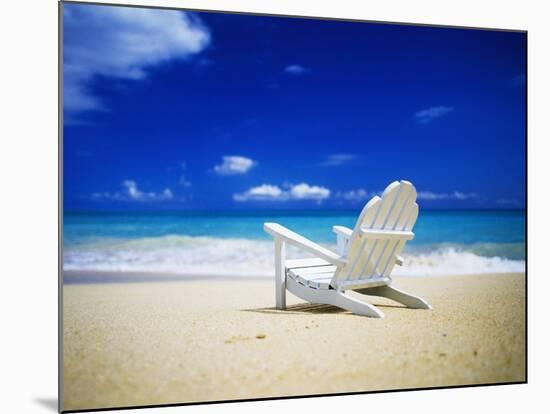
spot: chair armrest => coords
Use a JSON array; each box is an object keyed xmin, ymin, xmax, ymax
[
  {"xmin": 264, "ymin": 223, "xmax": 347, "ymax": 267},
  {"xmin": 333, "ymin": 225, "xmax": 353, "ymax": 255},
  {"xmin": 332, "ymin": 225, "xmax": 353, "ymax": 240}
]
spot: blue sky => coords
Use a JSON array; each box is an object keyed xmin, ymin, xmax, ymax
[{"xmin": 63, "ymin": 3, "xmax": 526, "ymax": 211}]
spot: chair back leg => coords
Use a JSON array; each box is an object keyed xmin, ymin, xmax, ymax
[
  {"xmin": 356, "ymin": 285, "xmax": 431, "ymax": 309},
  {"xmin": 286, "ymin": 277, "xmax": 384, "ymax": 318},
  {"xmin": 274, "ymin": 238, "xmax": 286, "ymax": 309}
]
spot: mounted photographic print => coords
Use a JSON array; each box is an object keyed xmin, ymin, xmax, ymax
[{"xmin": 60, "ymin": 1, "xmax": 527, "ymax": 411}]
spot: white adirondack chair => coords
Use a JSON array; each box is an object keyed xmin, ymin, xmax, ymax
[{"xmin": 264, "ymin": 180, "xmax": 431, "ymax": 318}]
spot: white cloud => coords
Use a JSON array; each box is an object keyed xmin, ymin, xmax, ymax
[
  {"xmin": 415, "ymin": 106, "xmax": 454, "ymax": 124},
  {"xmin": 63, "ymin": 4, "xmax": 210, "ymax": 114},
  {"xmin": 213, "ymin": 156, "xmax": 256, "ymax": 175},
  {"xmin": 289, "ymin": 183, "xmax": 330, "ymax": 200},
  {"xmin": 417, "ymin": 191, "xmax": 448, "ymax": 200},
  {"xmin": 234, "ymin": 182, "xmax": 330, "ymax": 202},
  {"xmin": 452, "ymin": 191, "xmax": 478, "ymax": 200},
  {"xmin": 284, "ymin": 64, "xmax": 310, "ymax": 75},
  {"xmin": 417, "ymin": 191, "xmax": 478, "ymax": 200},
  {"xmin": 318, "ymin": 153, "xmax": 358, "ymax": 167},
  {"xmin": 91, "ymin": 180, "xmax": 174, "ymax": 202},
  {"xmin": 233, "ymin": 184, "xmax": 284, "ymax": 201},
  {"xmin": 337, "ymin": 189, "xmax": 370, "ymax": 201}
]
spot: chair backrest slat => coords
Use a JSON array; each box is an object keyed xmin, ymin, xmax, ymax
[
  {"xmin": 331, "ymin": 181, "xmax": 418, "ymax": 288},
  {"xmin": 348, "ymin": 182, "xmax": 402, "ymax": 281},
  {"xmin": 359, "ymin": 181, "xmax": 415, "ymax": 279},
  {"xmin": 380, "ymin": 203, "xmax": 418, "ymax": 277},
  {"xmin": 340, "ymin": 197, "xmax": 382, "ymax": 282}
]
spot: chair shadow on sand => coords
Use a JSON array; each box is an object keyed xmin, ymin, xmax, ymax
[{"xmin": 243, "ymin": 300, "xmax": 405, "ymax": 316}]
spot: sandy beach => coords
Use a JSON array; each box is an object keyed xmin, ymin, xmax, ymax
[{"xmin": 62, "ymin": 273, "xmax": 525, "ymax": 411}]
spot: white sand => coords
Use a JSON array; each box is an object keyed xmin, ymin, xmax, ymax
[{"xmin": 63, "ymin": 273, "xmax": 526, "ymax": 411}]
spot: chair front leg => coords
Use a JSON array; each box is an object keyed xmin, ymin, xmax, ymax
[{"xmin": 274, "ymin": 237, "xmax": 286, "ymax": 309}]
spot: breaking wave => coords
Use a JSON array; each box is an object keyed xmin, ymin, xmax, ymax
[{"xmin": 63, "ymin": 235, "xmax": 525, "ymax": 278}]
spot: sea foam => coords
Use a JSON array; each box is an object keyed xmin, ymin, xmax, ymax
[{"xmin": 63, "ymin": 235, "xmax": 525, "ymax": 277}]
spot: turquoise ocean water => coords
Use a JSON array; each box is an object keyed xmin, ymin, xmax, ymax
[{"xmin": 63, "ymin": 210, "xmax": 525, "ymax": 277}]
